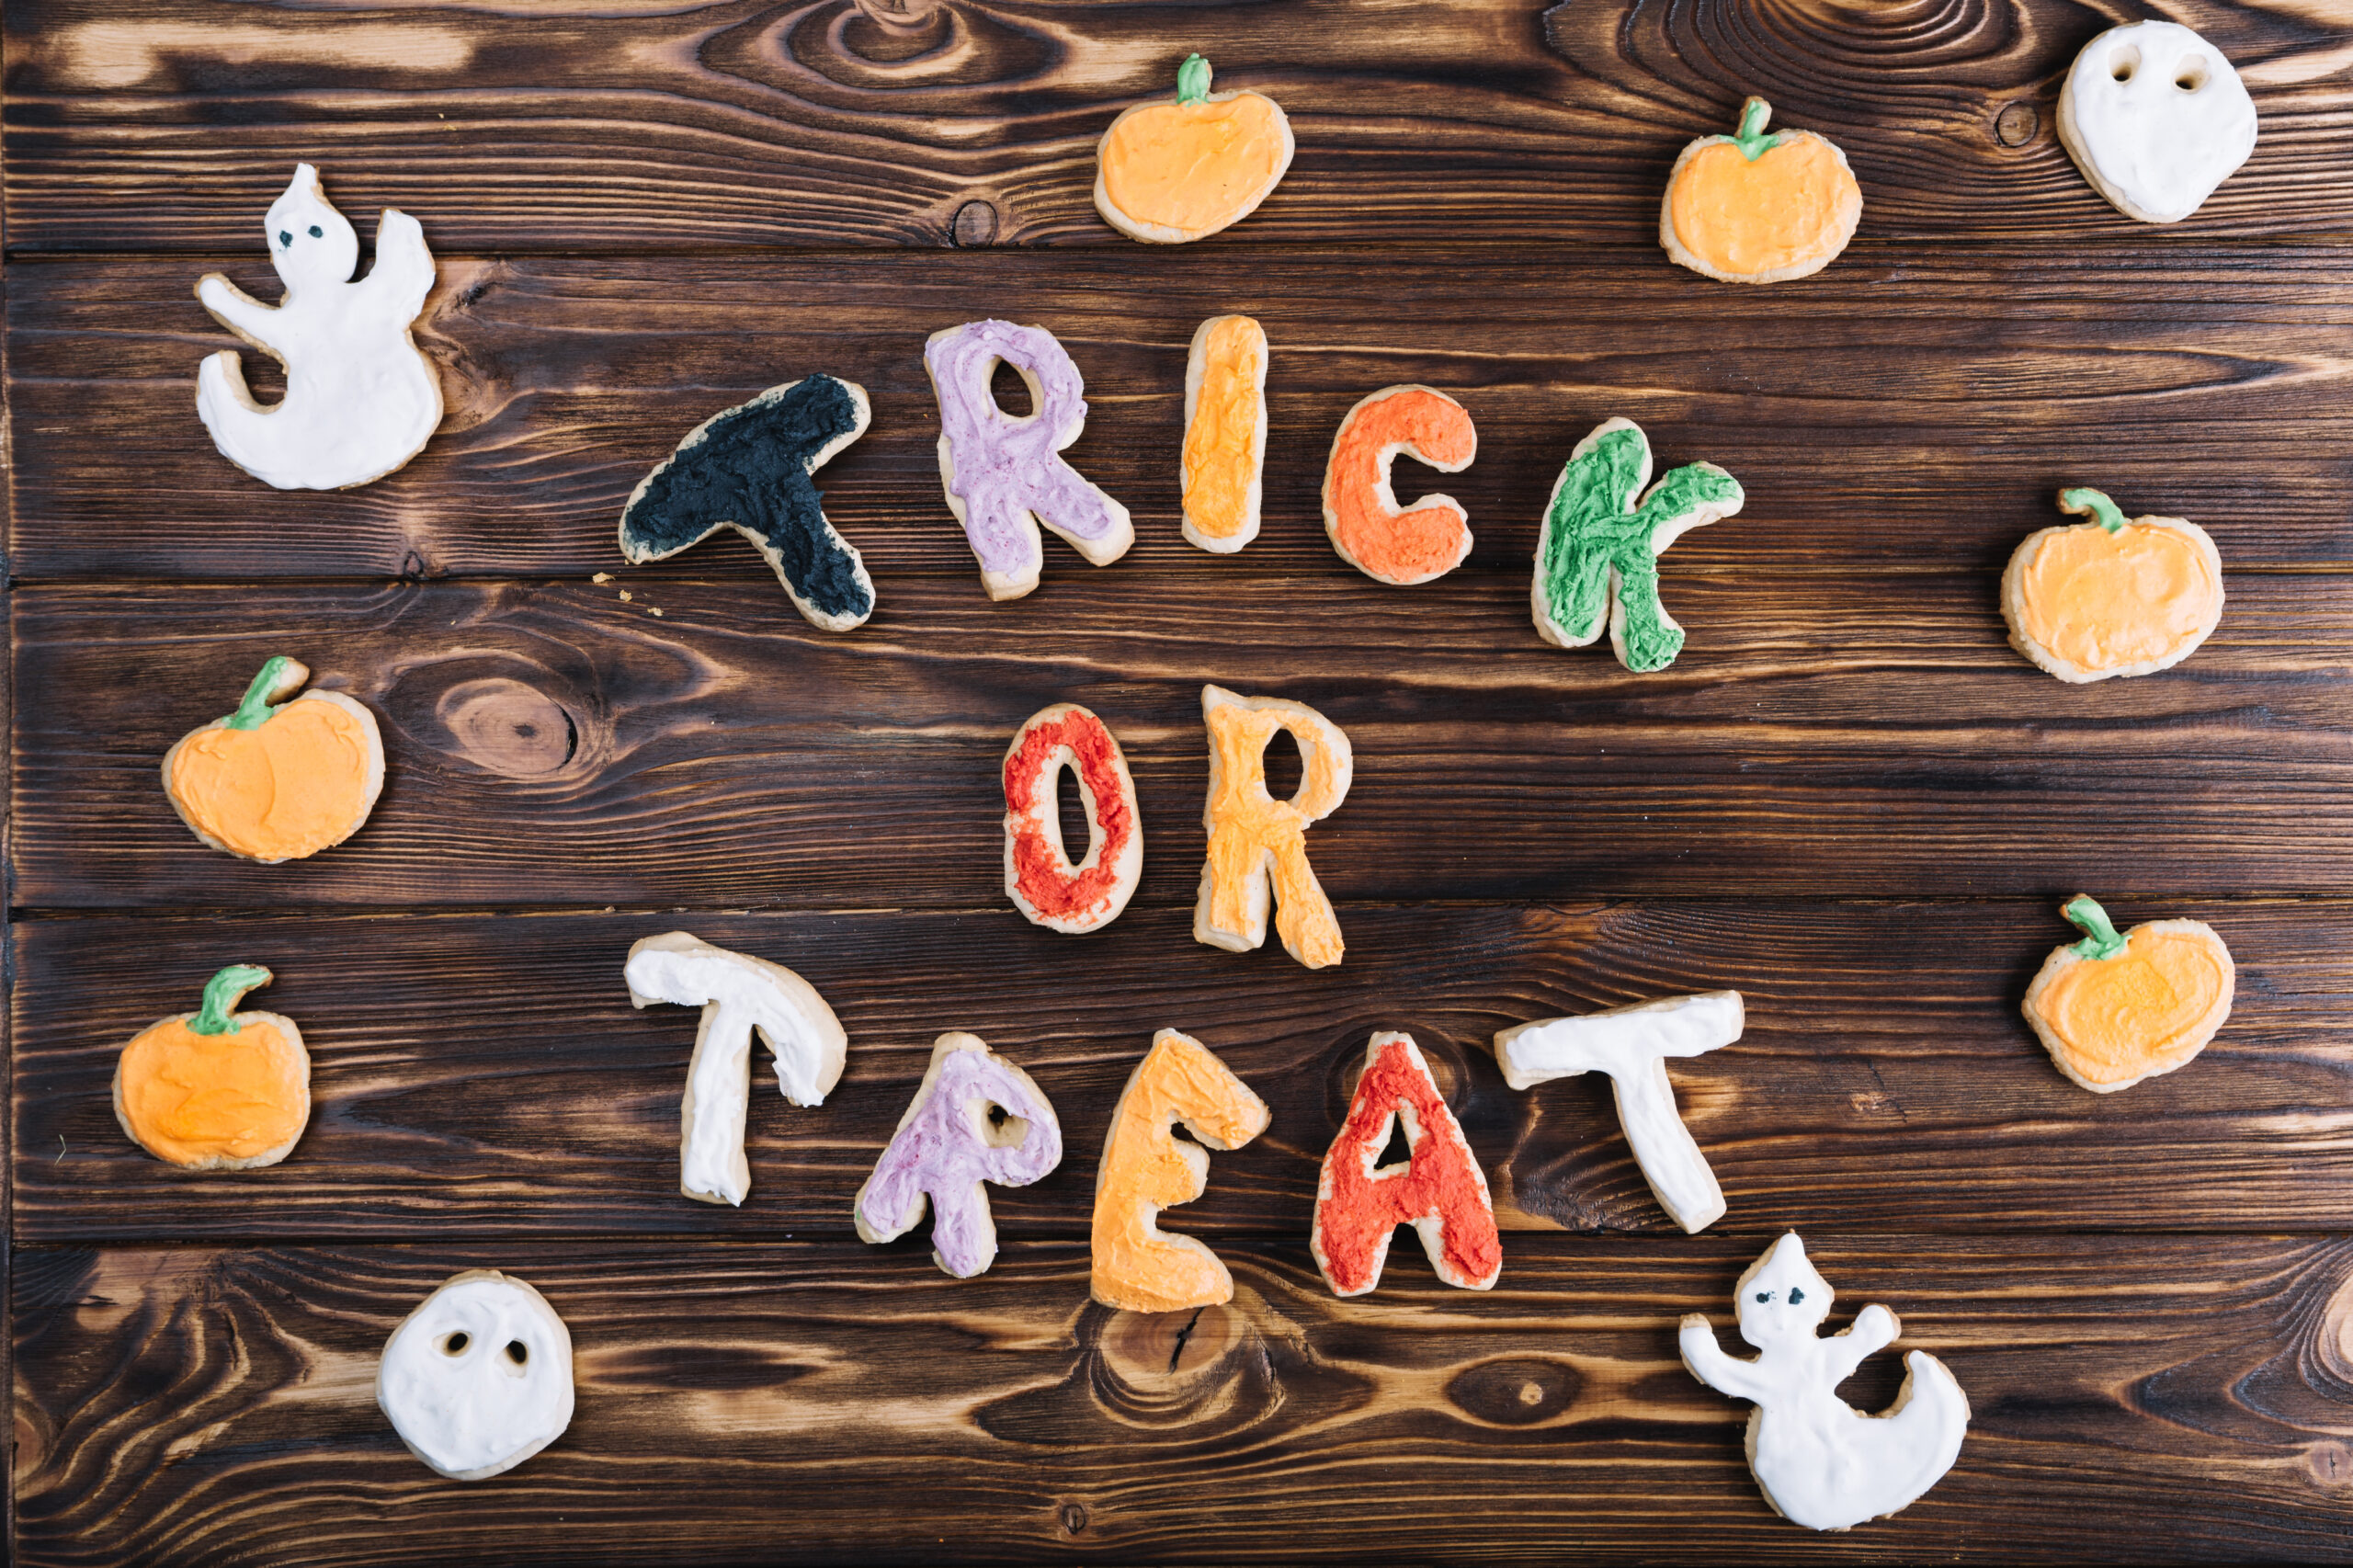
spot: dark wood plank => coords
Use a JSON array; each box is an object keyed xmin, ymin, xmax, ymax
[
  {"xmin": 17, "ymin": 1234, "xmax": 2353, "ymax": 1564},
  {"xmin": 6, "ymin": 0, "xmax": 2352, "ymax": 255},
  {"xmin": 10, "ymin": 247, "xmax": 2353, "ymax": 580},
  {"xmin": 17, "ymin": 902, "xmax": 2353, "ymax": 1241}
]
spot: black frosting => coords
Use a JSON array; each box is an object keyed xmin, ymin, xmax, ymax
[{"xmin": 620, "ymin": 375, "xmax": 873, "ymax": 624}]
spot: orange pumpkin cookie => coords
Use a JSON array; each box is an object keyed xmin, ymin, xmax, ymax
[
  {"xmin": 2022, "ymin": 896, "xmax": 2234, "ymax": 1094},
  {"xmin": 1661, "ymin": 97, "xmax": 1862, "ymax": 284},
  {"xmin": 1095, "ymin": 53, "xmax": 1294, "ymax": 244},
  {"xmin": 164, "ymin": 655, "xmax": 384, "ymax": 862},
  {"xmin": 2002, "ymin": 488, "xmax": 2223, "ymax": 683},
  {"xmin": 113, "ymin": 965, "xmax": 310, "ymax": 1170}
]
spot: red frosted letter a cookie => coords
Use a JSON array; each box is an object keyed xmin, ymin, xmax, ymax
[{"xmin": 1312, "ymin": 1032, "xmax": 1501, "ymax": 1296}]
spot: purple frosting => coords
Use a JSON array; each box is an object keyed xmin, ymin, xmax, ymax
[
  {"xmin": 926, "ymin": 319, "xmax": 1124, "ymax": 576},
  {"xmin": 858, "ymin": 1046, "xmax": 1063, "ymax": 1278}
]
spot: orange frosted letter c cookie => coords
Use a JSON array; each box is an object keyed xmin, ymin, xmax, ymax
[
  {"xmin": 1322, "ymin": 385, "xmax": 1477, "ymax": 585},
  {"xmin": 1195, "ymin": 684, "xmax": 1353, "ymax": 969}
]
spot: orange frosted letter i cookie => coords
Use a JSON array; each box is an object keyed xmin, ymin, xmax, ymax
[
  {"xmin": 1195, "ymin": 684, "xmax": 1354, "ymax": 969},
  {"xmin": 1322, "ymin": 385, "xmax": 1477, "ymax": 585},
  {"xmin": 1181, "ymin": 314, "xmax": 1270, "ymax": 553}
]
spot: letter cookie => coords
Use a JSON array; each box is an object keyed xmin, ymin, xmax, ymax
[
  {"xmin": 1094, "ymin": 53, "xmax": 1295, "ymax": 244},
  {"xmin": 1532, "ymin": 417, "xmax": 1743, "ymax": 672},
  {"xmin": 1322, "ymin": 385, "xmax": 1477, "ymax": 585},
  {"xmin": 2060, "ymin": 22, "xmax": 2256, "ymax": 224},
  {"xmin": 1181, "ymin": 314, "xmax": 1270, "ymax": 553},
  {"xmin": 618, "ymin": 377, "xmax": 878, "ymax": 632},
  {"xmin": 1661, "ymin": 97, "xmax": 1861, "ymax": 284},
  {"xmin": 856, "ymin": 1032, "xmax": 1063, "ymax": 1278},
  {"xmin": 1003, "ymin": 703, "xmax": 1143, "ymax": 935},
  {"xmin": 1313, "ymin": 1033, "xmax": 1500, "ymax": 1296},
  {"xmin": 2002, "ymin": 487, "xmax": 2222, "ymax": 684},
  {"xmin": 1196, "ymin": 684, "xmax": 1353, "ymax": 969},
  {"xmin": 113, "ymin": 965, "xmax": 308, "ymax": 1171},
  {"xmin": 1092, "ymin": 1028, "xmax": 1271, "ymax": 1313},
  {"xmin": 1495, "ymin": 991, "xmax": 1742, "ymax": 1233},
  {"xmin": 163, "ymin": 655, "xmax": 385, "ymax": 863},
  {"xmin": 925, "ymin": 320, "xmax": 1134, "ymax": 601},
  {"xmin": 623, "ymin": 932, "xmax": 849, "ymax": 1207},
  {"xmin": 2022, "ymin": 895, "xmax": 2234, "ymax": 1094},
  {"xmin": 194, "ymin": 164, "xmax": 441, "ymax": 489},
  {"xmin": 379, "ymin": 1269, "xmax": 574, "ymax": 1482},
  {"xmin": 1681, "ymin": 1233, "xmax": 1969, "ymax": 1531}
]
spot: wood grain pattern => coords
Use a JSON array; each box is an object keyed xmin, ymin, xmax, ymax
[
  {"xmin": 9, "ymin": 248, "xmax": 2353, "ymax": 580},
  {"xmin": 17, "ymin": 1235, "xmax": 2353, "ymax": 1564},
  {"xmin": 6, "ymin": 0, "xmax": 2352, "ymax": 255}
]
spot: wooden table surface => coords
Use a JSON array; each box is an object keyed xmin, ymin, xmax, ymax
[{"xmin": 9, "ymin": 1, "xmax": 2353, "ymax": 1562}]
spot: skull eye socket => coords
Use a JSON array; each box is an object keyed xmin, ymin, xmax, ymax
[
  {"xmin": 2175, "ymin": 60, "xmax": 2209, "ymax": 91},
  {"xmin": 440, "ymin": 1332, "xmax": 470, "ymax": 1356},
  {"xmin": 506, "ymin": 1340, "xmax": 529, "ymax": 1366},
  {"xmin": 1755, "ymin": 1290, "xmax": 1772, "ymax": 1303},
  {"xmin": 278, "ymin": 230, "xmax": 292, "ymax": 247},
  {"xmin": 2109, "ymin": 45, "xmax": 2140, "ymax": 83}
]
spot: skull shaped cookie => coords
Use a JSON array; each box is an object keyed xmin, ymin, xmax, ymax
[
  {"xmin": 378, "ymin": 1270, "xmax": 575, "ymax": 1481},
  {"xmin": 2059, "ymin": 22, "xmax": 2257, "ymax": 224}
]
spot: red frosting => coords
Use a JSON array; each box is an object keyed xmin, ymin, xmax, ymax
[
  {"xmin": 1004, "ymin": 710, "xmax": 1135, "ymax": 919},
  {"xmin": 1316, "ymin": 1039, "xmax": 1500, "ymax": 1293}
]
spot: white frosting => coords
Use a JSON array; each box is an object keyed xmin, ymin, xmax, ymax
[
  {"xmin": 194, "ymin": 164, "xmax": 442, "ymax": 489},
  {"xmin": 1681, "ymin": 1233, "xmax": 1970, "ymax": 1531},
  {"xmin": 2060, "ymin": 22, "xmax": 2256, "ymax": 224},
  {"xmin": 377, "ymin": 1271, "xmax": 574, "ymax": 1482},
  {"xmin": 623, "ymin": 932, "xmax": 848, "ymax": 1207},
  {"xmin": 1494, "ymin": 992, "xmax": 1740, "ymax": 1233}
]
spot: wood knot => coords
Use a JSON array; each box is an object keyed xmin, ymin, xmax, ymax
[
  {"xmin": 1057, "ymin": 1502, "xmax": 1088, "ymax": 1533},
  {"xmin": 950, "ymin": 199, "xmax": 999, "ymax": 248},
  {"xmin": 1447, "ymin": 1357, "xmax": 1585, "ymax": 1426},
  {"xmin": 437, "ymin": 677, "xmax": 579, "ymax": 778},
  {"xmin": 1994, "ymin": 101, "xmax": 2040, "ymax": 147},
  {"xmin": 1079, "ymin": 1299, "xmax": 1278, "ymax": 1434}
]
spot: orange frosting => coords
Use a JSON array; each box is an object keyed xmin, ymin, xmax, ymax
[
  {"xmin": 119, "ymin": 1015, "xmax": 307, "ymax": 1165},
  {"xmin": 1101, "ymin": 95, "xmax": 1287, "ymax": 235},
  {"xmin": 2015, "ymin": 523, "xmax": 2220, "ymax": 675},
  {"xmin": 169, "ymin": 698, "xmax": 374, "ymax": 860},
  {"xmin": 1669, "ymin": 134, "xmax": 1857, "ymax": 278},
  {"xmin": 1324, "ymin": 387, "xmax": 1476, "ymax": 585},
  {"xmin": 1182, "ymin": 315, "xmax": 1266, "ymax": 542},
  {"xmin": 2039, "ymin": 930, "xmax": 2231, "ymax": 1087},
  {"xmin": 1092, "ymin": 1030, "xmax": 1269, "ymax": 1313},
  {"xmin": 1204, "ymin": 701, "xmax": 1348, "ymax": 968}
]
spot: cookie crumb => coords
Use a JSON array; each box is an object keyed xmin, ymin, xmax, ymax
[
  {"xmin": 592, "ymin": 572, "xmax": 613, "ymax": 584},
  {"xmin": 619, "ymin": 589, "xmax": 633, "ymax": 602}
]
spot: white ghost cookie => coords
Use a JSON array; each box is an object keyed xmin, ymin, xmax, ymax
[
  {"xmin": 377, "ymin": 1270, "xmax": 574, "ymax": 1482},
  {"xmin": 1680, "ymin": 1233, "xmax": 1970, "ymax": 1532},
  {"xmin": 2059, "ymin": 22, "xmax": 2256, "ymax": 224},
  {"xmin": 194, "ymin": 164, "xmax": 442, "ymax": 489}
]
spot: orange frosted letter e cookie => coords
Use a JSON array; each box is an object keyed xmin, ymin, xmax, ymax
[
  {"xmin": 1195, "ymin": 684, "xmax": 1353, "ymax": 969},
  {"xmin": 1322, "ymin": 384, "xmax": 1477, "ymax": 585}
]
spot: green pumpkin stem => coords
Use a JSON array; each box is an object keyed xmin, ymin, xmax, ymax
[
  {"xmin": 224, "ymin": 656, "xmax": 297, "ymax": 731},
  {"xmin": 1176, "ymin": 52, "xmax": 1211, "ymax": 105},
  {"xmin": 1732, "ymin": 97, "xmax": 1779, "ymax": 161},
  {"xmin": 2062, "ymin": 895, "xmax": 2128, "ymax": 961},
  {"xmin": 190, "ymin": 964, "xmax": 274, "ymax": 1036},
  {"xmin": 2059, "ymin": 487, "xmax": 2129, "ymax": 535}
]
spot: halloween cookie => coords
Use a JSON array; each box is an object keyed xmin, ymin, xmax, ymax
[
  {"xmin": 163, "ymin": 655, "xmax": 384, "ymax": 863},
  {"xmin": 1532, "ymin": 417, "xmax": 1743, "ymax": 672},
  {"xmin": 2002, "ymin": 487, "xmax": 2222, "ymax": 683},
  {"xmin": 2022, "ymin": 895, "xmax": 2234, "ymax": 1094},
  {"xmin": 195, "ymin": 164, "xmax": 441, "ymax": 489},
  {"xmin": 2060, "ymin": 21, "xmax": 2256, "ymax": 224},
  {"xmin": 1321, "ymin": 385, "xmax": 1478, "ymax": 585},
  {"xmin": 378, "ymin": 1269, "xmax": 574, "ymax": 1482},
  {"xmin": 856, "ymin": 1032, "xmax": 1063, "ymax": 1278},
  {"xmin": 618, "ymin": 376, "xmax": 877, "ymax": 632},
  {"xmin": 1681, "ymin": 1233, "xmax": 1970, "ymax": 1532},
  {"xmin": 623, "ymin": 932, "xmax": 849, "ymax": 1207},
  {"xmin": 1313, "ymin": 1032, "xmax": 1500, "ymax": 1296},
  {"xmin": 1003, "ymin": 703, "xmax": 1143, "ymax": 935},
  {"xmin": 1095, "ymin": 53, "xmax": 1295, "ymax": 244},
  {"xmin": 926, "ymin": 320, "xmax": 1134, "ymax": 600},
  {"xmin": 1661, "ymin": 98, "xmax": 1862, "ymax": 284},
  {"xmin": 114, "ymin": 965, "xmax": 308, "ymax": 1171},
  {"xmin": 1196, "ymin": 684, "xmax": 1353, "ymax": 969},
  {"xmin": 1181, "ymin": 314, "xmax": 1270, "ymax": 554},
  {"xmin": 1092, "ymin": 1028, "xmax": 1271, "ymax": 1312}
]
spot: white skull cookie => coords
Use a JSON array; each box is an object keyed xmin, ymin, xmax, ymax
[
  {"xmin": 377, "ymin": 1270, "xmax": 575, "ymax": 1481},
  {"xmin": 2058, "ymin": 21, "xmax": 2256, "ymax": 224}
]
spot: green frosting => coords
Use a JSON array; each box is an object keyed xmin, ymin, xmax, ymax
[
  {"xmin": 1730, "ymin": 97, "xmax": 1786, "ymax": 162},
  {"xmin": 2059, "ymin": 487, "xmax": 2128, "ymax": 535},
  {"xmin": 1176, "ymin": 53, "xmax": 1211, "ymax": 105},
  {"xmin": 190, "ymin": 964, "xmax": 274, "ymax": 1036},
  {"xmin": 1535, "ymin": 423, "xmax": 1744, "ymax": 673},
  {"xmin": 223, "ymin": 656, "xmax": 297, "ymax": 731},
  {"xmin": 2062, "ymin": 896, "xmax": 2129, "ymax": 961}
]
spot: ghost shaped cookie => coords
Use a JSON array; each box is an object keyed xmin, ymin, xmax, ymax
[
  {"xmin": 2060, "ymin": 22, "xmax": 2256, "ymax": 224},
  {"xmin": 194, "ymin": 165, "xmax": 442, "ymax": 489},
  {"xmin": 164, "ymin": 655, "xmax": 385, "ymax": 863},
  {"xmin": 378, "ymin": 1270, "xmax": 575, "ymax": 1481}
]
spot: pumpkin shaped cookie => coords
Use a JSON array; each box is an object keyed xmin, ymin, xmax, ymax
[
  {"xmin": 2003, "ymin": 488, "xmax": 2222, "ymax": 683},
  {"xmin": 114, "ymin": 965, "xmax": 310, "ymax": 1169},
  {"xmin": 1095, "ymin": 53, "xmax": 1294, "ymax": 244},
  {"xmin": 1661, "ymin": 97, "xmax": 1861, "ymax": 284},
  {"xmin": 2022, "ymin": 896, "xmax": 2234, "ymax": 1094},
  {"xmin": 164, "ymin": 655, "xmax": 384, "ymax": 862}
]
